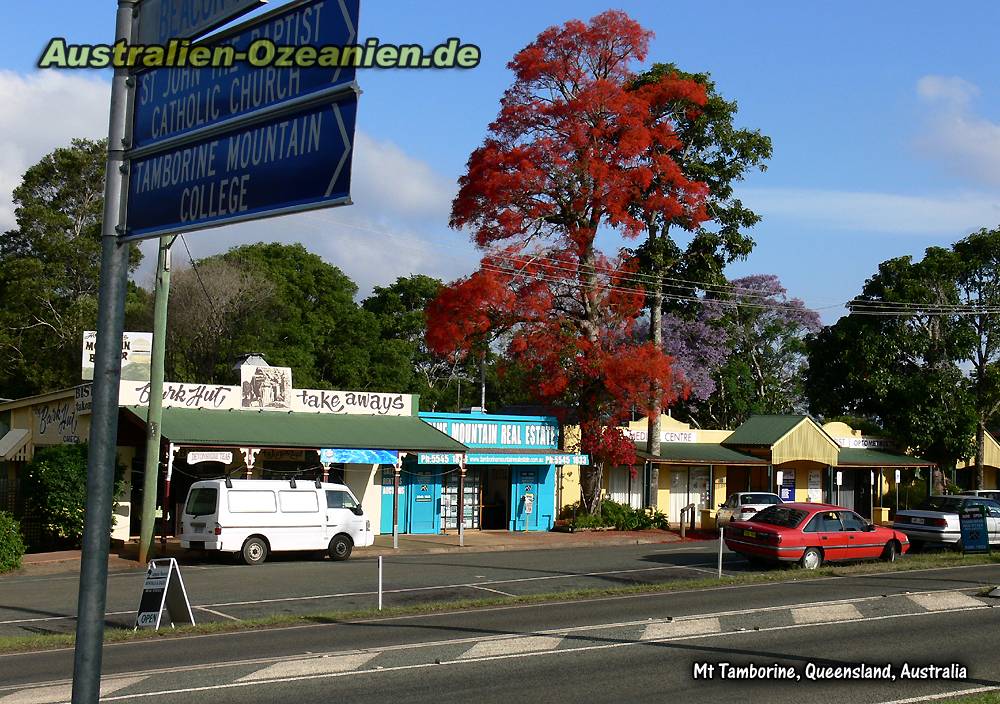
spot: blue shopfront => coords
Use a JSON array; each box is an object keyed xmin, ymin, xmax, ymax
[{"xmin": 380, "ymin": 412, "xmax": 587, "ymax": 534}]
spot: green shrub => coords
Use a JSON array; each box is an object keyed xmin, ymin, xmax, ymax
[
  {"xmin": 22, "ymin": 444, "xmax": 90, "ymax": 545},
  {"xmin": 0, "ymin": 512, "xmax": 26, "ymax": 573},
  {"xmin": 559, "ymin": 499, "xmax": 669, "ymax": 531}
]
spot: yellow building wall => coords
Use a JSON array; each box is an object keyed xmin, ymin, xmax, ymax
[{"xmin": 772, "ymin": 421, "xmax": 839, "ymax": 466}]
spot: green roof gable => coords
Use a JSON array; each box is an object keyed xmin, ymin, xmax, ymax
[
  {"xmin": 125, "ymin": 406, "xmax": 468, "ymax": 452},
  {"xmin": 722, "ymin": 415, "xmax": 812, "ymax": 446}
]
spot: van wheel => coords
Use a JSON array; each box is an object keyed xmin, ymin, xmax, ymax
[
  {"xmin": 241, "ymin": 537, "xmax": 268, "ymax": 565},
  {"xmin": 800, "ymin": 547, "xmax": 823, "ymax": 570},
  {"xmin": 328, "ymin": 535, "xmax": 353, "ymax": 561}
]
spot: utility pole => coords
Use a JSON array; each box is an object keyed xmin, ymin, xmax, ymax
[
  {"xmin": 139, "ymin": 236, "xmax": 174, "ymax": 564},
  {"xmin": 71, "ymin": 1, "xmax": 135, "ymax": 701}
]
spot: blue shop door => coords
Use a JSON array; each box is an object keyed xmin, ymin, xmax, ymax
[
  {"xmin": 512, "ymin": 469, "xmax": 539, "ymax": 531},
  {"xmin": 408, "ymin": 470, "xmax": 439, "ymax": 534}
]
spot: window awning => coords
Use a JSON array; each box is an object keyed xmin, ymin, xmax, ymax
[
  {"xmin": 837, "ymin": 448, "xmax": 935, "ymax": 467},
  {"xmin": 0, "ymin": 428, "xmax": 29, "ymax": 460},
  {"xmin": 635, "ymin": 442, "xmax": 766, "ymax": 466},
  {"xmin": 124, "ymin": 406, "xmax": 468, "ymax": 453}
]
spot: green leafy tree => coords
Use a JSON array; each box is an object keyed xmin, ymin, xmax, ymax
[
  {"xmin": 0, "ymin": 139, "xmax": 144, "ymax": 397},
  {"xmin": 952, "ymin": 228, "xmax": 1000, "ymax": 489},
  {"xmin": 806, "ymin": 249, "xmax": 976, "ymax": 491},
  {"xmin": 628, "ymin": 64, "xmax": 771, "ymax": 468}
]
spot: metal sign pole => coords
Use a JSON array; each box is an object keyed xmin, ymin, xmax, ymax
[
  {"xmin": 458, "ymin": 457, "xmax": 466, "ymax": 548},
  {"xmin": 392, "ymin": 459, "xmax": 401, "ymax": 550},
  {"xmin": 71, "ymin": 2, "xmax": 136, "ymax": 701}
]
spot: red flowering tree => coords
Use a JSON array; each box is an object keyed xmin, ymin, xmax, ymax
[{"xmin": 426, "ymin": 11, "xmax": 708, "ymax": 512}]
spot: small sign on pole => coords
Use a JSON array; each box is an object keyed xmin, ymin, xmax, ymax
[
  {"xmin": 959, "ymin": 506, "xmax": 990, "ymax": 555},
  {"xmin": 134, "ymin": 558, "xmax": 195, "ymax": 630}
]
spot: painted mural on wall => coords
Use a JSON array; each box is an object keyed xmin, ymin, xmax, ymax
[{"xmin": 240, "ymin": 365, "xmax": 292, "ymax": 410}]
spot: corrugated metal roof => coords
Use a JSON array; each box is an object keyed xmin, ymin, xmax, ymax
[
  {"xmin": 722, "ymin": 415, "xmax": 809, "ymax": 446},
  {"xmin": 125, "ymin": 406, "xmax": 468, "ymax": 452},
  {"xmin": 635, "ymin": 442, "xmax": 766, "ymax": 465},
  {"xmin": 838, "ymin": 448, "xmax": 935, "ymax": 467}
]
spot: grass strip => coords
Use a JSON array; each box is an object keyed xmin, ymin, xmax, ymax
[{"xmin": 1, "ymin": 550, "xmax": 997, "ymax": 655}]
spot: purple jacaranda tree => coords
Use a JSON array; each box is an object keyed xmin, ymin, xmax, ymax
[{"xmin": 660, "ymin": 274, "xmax": 821, "ymax": 428}]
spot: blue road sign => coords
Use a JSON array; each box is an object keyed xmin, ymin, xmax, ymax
[
  {"xmin": 135, "ymin": 0, "xmax": 265, "ymax": 46},
  {"xmin": 124, "ymin": 90, "xmax": 357, "ymax": 240},
  {"xmin": 132, "ymin": 0, "xmax": 359, "ymax": 153}
]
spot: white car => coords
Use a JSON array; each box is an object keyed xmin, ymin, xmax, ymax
[
  {"xmin": 716, "ymin": 492, "xmax": 783, "ymax": 526},
  {"xmin": 179, "ymin": 479, "xmax": 375, "ymax": 564},
  {"xmin": 892, "ymin": 495, "xmax": 1000, "ymax": 550}
]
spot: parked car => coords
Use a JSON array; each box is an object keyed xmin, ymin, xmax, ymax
[
  {"xmin": 716, "ymin": 492, "xmax": 783, "ymax": 526},
  {"xmin": 724, "ymin": 502, "xmax": 909, "ymax": 569},
  {"xmin": 892, "ymin": 495, "xmax": 1000, "ymax": 550},
  {"xmin": 179, "ymin": 479, "xmax": 375, "ymax": 565},
  {"xmin": 959, "ymin": 489, "xmax": 1000, "ymax": 503}
]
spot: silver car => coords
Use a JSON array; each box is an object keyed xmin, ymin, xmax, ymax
[
  {"xmin": 892, "ymin": 495, "xmax": 1000, "ymax": 549},
  {"xmin": 716, "ymin": 492, "xmax": 782, "ymax": 526}
]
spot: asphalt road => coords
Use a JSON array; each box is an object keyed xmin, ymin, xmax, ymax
[
  {"xmin": 1, "ymin": 562, "xmax": 998, "ymax": 703},
  {"xmin": 0, "ymin": 542, "xmax": 746, "ymax": 635}
]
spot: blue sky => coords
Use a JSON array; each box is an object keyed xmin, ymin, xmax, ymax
[{"xmin": 2, "ymin": 1, "xmax": 999, "ymax": 321}]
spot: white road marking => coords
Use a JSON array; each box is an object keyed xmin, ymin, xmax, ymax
[
  {"xmin": 195, "ymin": 607, "xmax": 240, "ymax": 622},
  {"xmin": 641, "ymin": 617, "xmax": 720, "ymax": 640},
  {"xmin": 0, "ymin": 676, "xmax": 146, "ymax": 704},
  {"xmin": 469, "ymin": 585, "xmax": 516, "ymax": 597},
  {"xmin": 907, "ymin": 591, "xmax": 984, "ymax": 611},
  {"xmin": 459, "ymin": 635, "xmax": 563, "ymax": 659},
  {"xmin": 791, "ymin": 603, "xmax": 862, "ymax": 624},
  {"xmin": 238, "ymin": 652, "xmax": 378, "ymax": 681},
  {"xmin": 4, "ymin": 566, "xmax": 996, "ymax": 659},
  {"xmin": 92, "ymin": 606, "xmax": 1000, "ymax": 701},
  {"xmin": 877, "ymin": 685, "xmax": 1000, "ymax": 703}
]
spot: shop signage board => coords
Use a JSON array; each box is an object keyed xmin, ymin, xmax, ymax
[
  {"xmin": 119, "ymin": 380, "xmax": 413, "ymax": 416},
  {"xmin": 625, "ymin": 429, "xmax": 697, "ymax": 443},
  {"xmin": 124, "ymin": 92, "xmax": 357, "ymax": 240},
  {"xmin": 832, "ymin": 436, "xmax": 894, "ymax": 449},
  {"xmin": 135, "ymin": 0, "xmax": 264, "ymax": 45},
  {"xmin": 134, "ymin": 558, "xmax": 195, "ymax": 630},
  {"xmin": 133, "ymin": 0, "xmax": 358, "ymax": 150},
  {"xmin": 83, "ymin": 331, "xmax": 153, "ymax": 382},
  {"xmin": 422, "ymin": 416, "xmax": 560, "ymax": 449},
  {"xmin": 187, "ymin": 450, "xmax": 233, "ymax": 464},
  {"xmin": 418, "ymin": 453, "xmax": 589, "ymax": 466},
  {"xmin": 959, "ymin": 506, "xmax": 990, "ymax": 554}
]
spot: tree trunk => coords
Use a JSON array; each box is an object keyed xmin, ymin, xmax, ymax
[
  {"xmin": 646, "ymin": 269, "xmax": 663, "ymax": 509},
  {"xmin": 581, "ymin": 463, "xmax": 603, "ymax": 514}
]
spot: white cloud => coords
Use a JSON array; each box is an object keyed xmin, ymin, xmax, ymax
[
  {"xmin": 739, "ymin": 186, "xmax": 1000, "ymax": 235},
  {"xmin": 916, "ymin": 75, "xmax": 979, "ymax": 107},
  {"xmin": 0, "ymin": 70, "xmax": 110, "ymax": 229},
  {"xmin": 0, "ymin": 70, "xmax": 474, "ymax": 296},
  {"xmin": 915, "ymin": 74, "xmax": 1000, "ymax": 187}
]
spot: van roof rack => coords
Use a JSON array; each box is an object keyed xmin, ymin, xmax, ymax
[
  {"xmin": 224, "ymin": 476, "xmax": 233, "ymax": 489},
  {"xmin": 289, "ymin": 478, "xmax": 297, "ymax": 488}
]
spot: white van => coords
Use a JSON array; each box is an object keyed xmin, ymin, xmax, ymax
[{"xmin": 179, "ymin": 479, "xmax": 375, "ymax": 565}]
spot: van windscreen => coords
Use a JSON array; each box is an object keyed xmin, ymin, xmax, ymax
[{"xmin": 186, "ymin": 487, "xmax": 218, "ymax": 516}]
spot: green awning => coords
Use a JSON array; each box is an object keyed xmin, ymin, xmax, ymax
[
  {"xmin": 837, "ymin": 448, "xmax": 935, "ymax": 467},
  {"xmin": 635, "ymin": 442, "xmax": 766, "ymax": 466},
  {"xmin": 125, "ymin": 406, "xmax": 468, "ymax": 452}
]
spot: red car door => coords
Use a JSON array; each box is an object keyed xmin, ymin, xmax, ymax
[
  {"xmin": 838, "ymin": 510, "xmax": 881, "ymax": 559},
  {"xmin": 801, "ymin": 510, "xmax": 851, "ymax": 560}
]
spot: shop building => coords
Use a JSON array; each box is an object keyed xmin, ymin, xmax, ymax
[
  {"xmin": 386, "ymin": 411, "xmax": 588, "ymax": 534},
  {"xmin": 573, "ymin": 414, "xmax": 935, "ymax": 528}
]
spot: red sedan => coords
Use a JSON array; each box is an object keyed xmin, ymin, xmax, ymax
[{"xmin": 723, "ymin": 502, "xmax": 910, "ymax": 569}]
